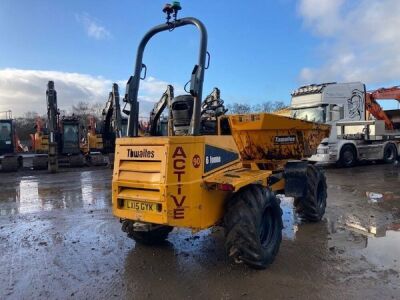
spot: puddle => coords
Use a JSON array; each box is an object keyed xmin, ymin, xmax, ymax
[
  {"xmin": 332, "ymin": 213, "xmax": 400, "ymax": 271},
  {"xmin": 366, "ymin": 191, "xmax": 400, "ymax": 203},
  {"xmin": 0, "ymin": 169, "xmax": 112, "ymax": 216},
  {"xmin": 278, "ymin": 195, "xmax": 299, "ymax": 240},
  {"xmin": 361, "ymin": 230, "xmax": 400, "ymax": 270}
]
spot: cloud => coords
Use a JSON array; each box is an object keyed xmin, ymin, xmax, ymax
[
  {"xmin": 75, "ymin": 13, "xmax": 111, "ymax": 40},
  {"xmin": 0, "ymin": 68, "xmax": 181, "ymax": 117},
  {"xmin": 298, "ymin": 0, "xmax": 400, "ymax": 85},
  {"xmin": 299, "ymin": 0, "xmax": 345, "ymax": 36}
]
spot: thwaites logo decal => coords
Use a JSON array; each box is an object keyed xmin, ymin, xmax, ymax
[
  {"xmin": 126, "ymin": 148, "xmax": 155, "ymax": 158},
  {"xmin": 274, "ymin": 135, "xmax": 297, "ymax": 145},
  {"xmin": 204, "ymin": 144, "xmax": 239, "ymax": 173},
  {"xmin": 171, "ymin": 146, "xmax": 186, "ymax": 219}
]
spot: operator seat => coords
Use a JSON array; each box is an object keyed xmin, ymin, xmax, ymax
[{"xmin": 171, "ymin": 95, "xmax": 194, "ymax": 135}]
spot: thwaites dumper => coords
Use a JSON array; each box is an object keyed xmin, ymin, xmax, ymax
[{"xmin": 112, "ymin": 3, "xmax": 330, "ymax": 269}]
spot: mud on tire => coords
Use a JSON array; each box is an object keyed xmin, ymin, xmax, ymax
[
  {"xmin": 122, "ymin": 221, "xmax": 173, "ymax": 245},
  {"xmin": 224, "ymin": 185, "xmax": 283, "ymax": 269},
  {"xmin": 294, "ymin": 164, "xmax": 327, "ymax": 222}
]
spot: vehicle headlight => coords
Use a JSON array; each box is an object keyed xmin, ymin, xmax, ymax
[{"xmin": 317, "ymin": 148, "xmax": 329, "ymax": 154}]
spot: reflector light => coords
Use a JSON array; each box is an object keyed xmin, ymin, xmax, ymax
[{"xmin": 217, "ymin": 183, "xmax": 235, "ymax": 191}]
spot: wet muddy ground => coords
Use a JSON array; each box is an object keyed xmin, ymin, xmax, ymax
[{"xmin": 0, "ymin": 164, "xmax": 399, "ymax": 299}]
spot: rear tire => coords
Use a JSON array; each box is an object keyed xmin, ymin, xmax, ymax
[
  {"xmin": 122, "ymin": 221, "xmax": 173, "ymax": 245},
  {"xmin": 224, "ymin": 185, "xmax": 283, "ymax": 269},
  {"xmin": 383, "ymin": 143, "xmax": 397, "ymax": 164},
  {"xmin": 294, "ymin": 165, "xmax": 327, "ymax": 222},
  {"xmin": 338, "ymin": 144, "xmax": 357, "ymax": 167}
]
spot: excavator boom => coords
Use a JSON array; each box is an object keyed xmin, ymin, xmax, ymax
[
  {"xmin": 101, "ymin": 83, "xmax": 128, "ymax": 153},
  {"xmin": 366, "ymin": 86, "xmax": 400, "ymax": 130}
]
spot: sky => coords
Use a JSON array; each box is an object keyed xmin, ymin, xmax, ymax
[{"xmin": 1, "ymin": 0, "xmax": 400, "ymax": 117}]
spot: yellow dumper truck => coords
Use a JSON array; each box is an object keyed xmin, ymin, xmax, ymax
[{"xmin": 112, "ymin": 3, "xmax": 330, "ymax": 269}]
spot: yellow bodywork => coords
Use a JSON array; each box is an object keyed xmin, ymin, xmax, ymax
[
  {"xmin": 112, "ymin": 113, "xmax": 330, "ymax": 230},
  {"xmin": 273, "ymin": 107, "xmax": 291, "ymax": 117},
  {"xmin": 88, "ymin": 132, "xmax": 103, "ymax": 151},
  {"xmin": 32, "ymin": 132, "xmax": 49, "ymax": 153},
  {"xmin": 112, "ymin": 135, "xmax": 241, "ymax": 229},
  {"xmin": 82, "ymin": 132, "xmax": 104, "ymax": 154}
]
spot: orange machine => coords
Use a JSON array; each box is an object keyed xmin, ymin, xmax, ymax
[
  {"xmin": 31, "ymin": 117, "xmax": 49, "ymax": 153},
  {"xmin": 366, "ymin": 86, "xmax": 400, "ymax": 130}
]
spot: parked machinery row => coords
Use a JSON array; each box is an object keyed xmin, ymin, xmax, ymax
[
  {"xmin": 2, "ymin": 81, "xmax": 130, "ymax": 172},
  {"xmin": 0, "ymin": 110, "xmax": 45, "ymax": 172}
]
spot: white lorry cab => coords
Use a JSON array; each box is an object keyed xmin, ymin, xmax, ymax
[{"xmin": 290, "ymin": 82, "xmax": 400, "ymax": 167}]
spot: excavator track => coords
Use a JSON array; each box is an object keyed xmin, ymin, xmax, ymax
[{"xmin": 1, "ymin": 156, "xmax": 19, "ymax": 172}]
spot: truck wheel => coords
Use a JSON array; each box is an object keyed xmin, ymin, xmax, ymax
[
  {"xmin": 224, "ymin": 185, "xmax": 283, "ymax": 269},
  {"xmin": 338, "ymin": 144, "xmax": 357, "ymax": 167},
  {"xmin": 122, "ymin": 221, "xmax": 173, "ymax": 245},
  {"xmin": 1, "ymin": 156, "xmax": 19, "ymax": 172},
  {"xmin": 294, "ymin": 165, "xmax": 327, "ymax": 222},
  {"xmin": 383, "ymin": 143, "xmax": 397, "ymax": 164}
]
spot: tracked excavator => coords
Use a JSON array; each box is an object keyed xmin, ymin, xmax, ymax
[
  {"xmin": 44, "ymin": 81, "xmax": 84, "ymax": 172},
  {"xmin": 0, "ymin": 110, "xmax": 21, "ymax": 171},
  {"xmin": 0, "ymin": 110, "xmax": 42, "ymax": 171},
  {"xmin": 112, "ymin": 3, "xmax": 330, "ymax": 269}
]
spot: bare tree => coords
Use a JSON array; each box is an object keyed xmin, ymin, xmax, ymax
[
  {"xmin": 90, "ymin": 102, "xmax": 104, "ymax": 119},
  {"xmin": 253, "ymin": 102, "xmax": 273, "ymax": 113},
  {"xmin": 227, "ymin": 103, "xmax": 252, "ymax": 114},
  {"xmin": 272, "ymin": 101, "xmax": 287, "ymax": 111},
  {"xmin": 71, "ymin": 101, "xmax": 90, "ymax": 118}
]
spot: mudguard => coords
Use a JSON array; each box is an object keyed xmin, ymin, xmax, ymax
[{"xmin": 283, "ymin": 160, "xmax": 308, "ymax": 198}]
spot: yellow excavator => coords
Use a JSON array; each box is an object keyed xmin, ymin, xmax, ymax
[{"xmin": 112, "ymin": 3, "xmax": 330, "ymax": 269}]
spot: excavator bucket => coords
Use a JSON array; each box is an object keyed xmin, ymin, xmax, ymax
[{"xmin": 227, "ymin": 113, "xmax": 330, "ymax": 161}]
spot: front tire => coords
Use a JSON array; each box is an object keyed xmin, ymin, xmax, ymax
[
  {"xmin": 294, "ymin": 164, "xmax": 327, "ymax": 222},
  {"xmin": 224, "ymin": 185, "xmax": 283, "ymax": 269},
  {"xmin": 383, "ymin": 143, "xmax": 397, "ymax": 164},
  {"xmin": 338, "ymin": 144, "xmax": 357, "ymax": 167}
]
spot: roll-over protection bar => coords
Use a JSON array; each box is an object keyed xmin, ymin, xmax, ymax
[{"xmin": 125, "ymin": 17, "xmax": 208, "ymax": 137}]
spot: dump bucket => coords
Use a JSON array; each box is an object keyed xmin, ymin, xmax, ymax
[{"xmin": 227, "ymin": 113, "xmax": 330, "ymax": 161}]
